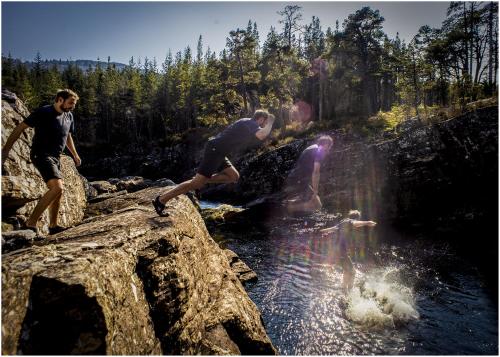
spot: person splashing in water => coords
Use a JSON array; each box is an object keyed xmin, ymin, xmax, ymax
[{"xmin": 320, "ymin": 210, "xmax": 377, "ymax": 292}]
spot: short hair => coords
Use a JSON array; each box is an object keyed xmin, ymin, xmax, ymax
[
  {"xmin": 55, "ymin": 89, "xmax": 79, "ymax": 102},
  {"xmin": 348, "ymin": 210, "xmax": 361, "ymax": 220},
  {"xmin": 316, "ymin": 135, "xmax": 333, "ymax": 147},
  {"xmin": 253, "ymin": 109, "xmax": 269, "ymax": 120}
]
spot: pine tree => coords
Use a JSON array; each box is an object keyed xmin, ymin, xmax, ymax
[
  {"xmin": 226, "ymin": 27, "xmax": 260, "ymax": 114},
  {"xmin": 30, "ymin": 51, "xmax": 45, "ymax": 106},
  {"xmin": 277, "ymin": 5, "xmax": 303, "ymax": 52},
  {"xmin": 261, "ymin": 26, "xmax": 307, "ymax": 122},
  {"xmin": 303, "ymin": 16, "xmax": 325, "ymax": 61},
  {"xmin": 2, "ymin": 54, "xmax": 15, "ymax": 90},
  {"xmin": 341, "ymin": 7, "xmax": 386, "ymax": 116}
]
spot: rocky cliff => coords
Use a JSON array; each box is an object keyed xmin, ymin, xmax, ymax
[
  {"xmin": 2, "ymin": 186, "xmax": 276, "ymax": 355},
  {"xmin": 1, "ymin": 92, "xmax": 276, "ymax": 355}
]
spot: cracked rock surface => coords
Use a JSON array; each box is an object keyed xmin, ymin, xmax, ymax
[{"xmin": 2, "ymin": 186, "xmax": 276, "ymax": 355}]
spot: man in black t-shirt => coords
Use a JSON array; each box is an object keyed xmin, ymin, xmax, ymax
[
  {"xmin": 2, "ymin": 89, "xmax": 81, "ymax": 235},
  {"xmin": 284, "ymin": 135, "xmax": 333, "ymax": 214},
  {"xmin": 153, "ymin": 110, "xmax": 275, "ymax": 216}
]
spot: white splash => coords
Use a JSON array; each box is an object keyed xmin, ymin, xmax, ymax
[{"xmin": 345, "ymin": 266, "xmax": 419, "ymax": 330}]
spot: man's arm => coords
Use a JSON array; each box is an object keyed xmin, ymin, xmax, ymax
[
  {"xmin": 2, "ymin": 122, "xmax": 29, "ymax": 165},
  {"xmin": 255, "ymin": 115, "xmax": 276, "ymax": 141},
  {"xmin": 352, "ymin": 220, "xmax": 377, "ymax": 228},
  {"xmin": 320, "ymin": 225, "xmax": 339, "ymax": 234},
  {"xmin": 66, "ymin": 133, "xmax": 81, "ymax": 166}
]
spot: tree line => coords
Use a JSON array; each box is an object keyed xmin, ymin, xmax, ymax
[{"xmin": 2, "ymin": 2, "xmax": 498, "ymax": 150}]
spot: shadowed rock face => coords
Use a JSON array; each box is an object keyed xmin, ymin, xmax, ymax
[
  {"xmin": 322, "ymin": 106, "xmax": 498, "ymax": 232},
  {"xmin": 1, "ymin": 90, "xmax": 87, "ymax": 234},
  {"xmin": 18, "ymin": 276, "xmax": 107, "ymax": 355},
  {"xmin": 2, "ymin": 186, "xmax": 276, "ymax": 355}
]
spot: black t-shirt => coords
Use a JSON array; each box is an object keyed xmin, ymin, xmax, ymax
[
  {"xmin": 209, "ymin": 118, "xmax": 260, "ymax": 155},
  {"xmin": 24, "ymin": 105, "xmax": 74, "ymax": 157},
  {"xmin": 287, "ymin": 144, "xmax": 327, "ymax": 185}
]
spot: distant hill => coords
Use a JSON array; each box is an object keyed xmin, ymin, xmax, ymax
[{"xmin": 3, "ymin": 57, "xmax": 128, "ymax": 72}]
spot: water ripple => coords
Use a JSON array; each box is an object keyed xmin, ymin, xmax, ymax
[{"xmin": 219, "ymin": 221, "xmax": 497, "ymax": 355}]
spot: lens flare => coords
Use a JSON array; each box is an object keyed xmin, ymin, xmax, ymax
[
  {"xmin": 310, "ymin": 57, "xmax": 328, "ymax": 77},
  {"xmin": 290, "ymin": 101, "xmax": 312, "ymax": 125}
]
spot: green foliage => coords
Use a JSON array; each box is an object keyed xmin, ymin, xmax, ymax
[
  {"xmin": 197, "ymin": 115, "xmax": 228, "ymax": 127},
  {"xmin": 371, "ymin": 105, "xmax": 408, "ymax": 131}
]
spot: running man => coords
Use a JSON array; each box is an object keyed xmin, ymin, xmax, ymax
[
  {"xmin": 153, "ymin": 110, "xmax": 275, "ymax": 216},
  {"xmin": 320, "ymin": 210, "xmax": 377, "ymax": 291}
]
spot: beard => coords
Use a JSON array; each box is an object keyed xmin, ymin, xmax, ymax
[{"xmin": 61, "ymin": 103, "xmax": 74, "ymax": 112}]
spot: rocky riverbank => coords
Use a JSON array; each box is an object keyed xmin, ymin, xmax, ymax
[
  {"xmin": 1, "ymin": 91, "xmax": 276, "ymax": 355},
  {"xmin": 2, "ymin": 89, "xmax": 497, "ymax": 353},
  {"xmin": 2, "ymin": 187, "xmax": 276, "ymax": 355}
]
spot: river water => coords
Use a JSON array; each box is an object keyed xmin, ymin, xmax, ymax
[{"xmin": 207, "ymin": 208, "xmax": 498, "ymax": 355}]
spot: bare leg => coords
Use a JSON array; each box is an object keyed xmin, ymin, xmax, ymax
[
  {"xmin": 207, "ymin": 166, "xmax": 240, "ymax": 184},
  {"xmin": 158, "ymin": 174, "xmax": 208, "ymax": 204},
  {"xmin": 341, "ymin": 256, "xmax": 355, "ymax": 291},
  {"xmin": 311, "ymin": 194, "xmax": 322, "ymax": 210},
  {"xmin": 48, "ymin": 185, "xmax": 63, "ymax": 228},
  {"xmin": 286, "ymin": 194, "xmax": 322, "ymax": 214},
  {"xmin": 25, "ymin": 179, "xmax": 63, "ymax": 228}
]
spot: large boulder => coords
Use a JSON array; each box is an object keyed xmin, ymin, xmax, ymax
[
  {"xmin": 89, "ymin": 180, "xmax": 118, "ymax": 194},
  {"xmin": 1, "ymin": 91, "xmax": 87, "ymax": 234},
  {"xmin": 2, "ymin": 186, "xmax": 276, "ymax": 355}
]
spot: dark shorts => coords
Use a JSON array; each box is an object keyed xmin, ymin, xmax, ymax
[
  {"xmin": 197, "ymin": 143, "xmax": 233, "ymax": 178},
  {"xmin": 31, "ymin": 154, "xmax": 63, "ymax": 182},
  {"xmin": 283, "ymin": 177, "xmax": 315, "ymax": 202}
]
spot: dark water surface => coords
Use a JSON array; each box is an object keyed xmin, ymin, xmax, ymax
[{"xmin": 206, "ymin": 206, "xmax": 498, "ymax": 355}]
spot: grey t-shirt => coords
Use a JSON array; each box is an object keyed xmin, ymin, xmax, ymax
[
  {"xmin": 209, "ymin": 118, "xmax": 260, "ymax": 154},
  {"xmin": 24, "ymin": 105, "xmax": 74, "ymax": 157},
  {"xmin": 286, "ymin": 144, "xmax": 327, "ymax": 185}
]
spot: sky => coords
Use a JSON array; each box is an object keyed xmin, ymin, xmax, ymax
[{"xmin": 2, "ymin": 1, "xmax": 451, "ymax": 64}]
